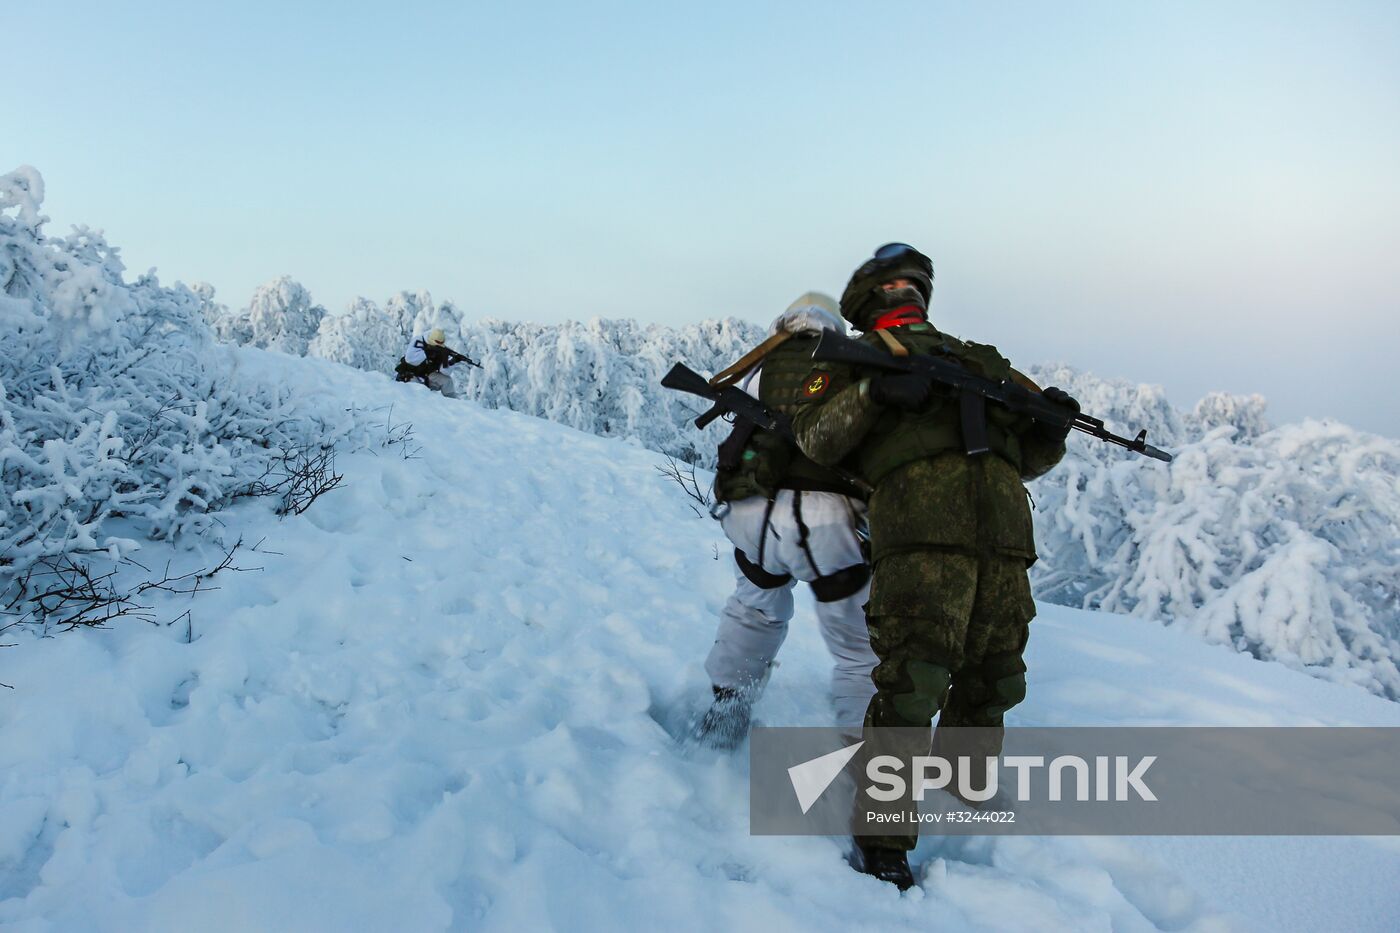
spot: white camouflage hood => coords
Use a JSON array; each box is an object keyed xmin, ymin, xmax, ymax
[{"xmin": 768, "ymin": 291, "xmax": 845, "ymax": 337}]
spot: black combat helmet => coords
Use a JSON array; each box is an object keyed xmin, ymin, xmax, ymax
[{"xmin": 839, "ymin": 243, "xmax": 934, "ymax": 332}]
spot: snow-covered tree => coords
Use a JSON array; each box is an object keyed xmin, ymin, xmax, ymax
[
  {"xmin": 1022, "ymin": 363, "xmax": 1188, "ymax": 608},
  {"xmin": 446, "ymin": 316, "xmax": 765, "ymax": 464},
  {"xmin": 310, "ymin": 297, "xmax": 404, "ymax": 374},
  {"xmin": 306, "ymin": 305, "xmax": 764, "ymax": 464},
  {"xmin": 384, "ymin": 290, "xmax": 439, "ymax": 343},
  {"xmin": 1026, "ymin": 368, "xmax": 1400, "ymax": 700},
  {"xmin": 242, "ymin": 276, "xmax": 325, "ymax": 356},
  {"xmin": 1190, "ymin": 390, "xmax": 1270, "ymax": 440},
  {"xmin": 189, "ymin": 281, "xmax": 229, "ymax": 335},
  {"xmin": 307, "ymin": 291, "xmax": 472, "ymax": 376}
]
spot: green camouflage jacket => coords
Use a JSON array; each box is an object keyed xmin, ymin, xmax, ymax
[{"xmin": 791, "ymin": 322, "xmax": 1064, "ymax": 563}]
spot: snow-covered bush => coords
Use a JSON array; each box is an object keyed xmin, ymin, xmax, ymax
[
  {"xmin": 1027, "ymin": 365, "xmax": 1400, "ymax": 700},
  {"xmin": 1144, "ymin": 423, "xmax": 1398, "ymax": 697},
  {"xmin": 0, "ymin": 166, "xmax": 351, "ymax": 624}
]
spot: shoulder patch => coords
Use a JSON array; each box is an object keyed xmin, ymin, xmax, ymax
[{"xmin": 802, "ymin": 371, "xmax": 832, "ymax": 399}]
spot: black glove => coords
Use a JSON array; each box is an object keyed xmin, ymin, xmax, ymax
[
  {"xmin": 869, "ymin": 371, "xmax": 934, "ymax": 411},
  {"xmin": 1042, "ymin": 386, "xmax": 1080, "ymax": 413},
  {"xmin": 1035, "ymin": 386, "xmax": 1080, "ymax": 442}
]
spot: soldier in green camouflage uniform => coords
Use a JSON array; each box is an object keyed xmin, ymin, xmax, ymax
[{"xmin": 791, "ymin": 244, "xmax": 1075, "ymax": 889}]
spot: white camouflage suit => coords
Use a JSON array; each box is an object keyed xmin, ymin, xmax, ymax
[
  {"xmin": 704, "ymin": 299, "xmax": 879, "ymax": 731},
  {"xmin": 403, "ymin": 334, "xmax": 459, "ymax": 398}
]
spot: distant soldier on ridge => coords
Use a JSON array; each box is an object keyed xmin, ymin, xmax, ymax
[{"xmin": 395, "ymin": 328, "xmax": 479, "ymax": 398}]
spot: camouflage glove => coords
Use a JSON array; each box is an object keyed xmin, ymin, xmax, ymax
[{"xmin": 869, "ymin": 371, "xmax": 934, "ymax": 411}]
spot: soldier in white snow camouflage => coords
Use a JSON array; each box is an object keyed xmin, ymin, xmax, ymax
[{"xmin": 695, "ymin": 293, "xmax": 878, "ymax": 748}]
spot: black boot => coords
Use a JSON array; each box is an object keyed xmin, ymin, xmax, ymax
[
  {"xmin": 692, "ymin": 686, "xmax": 753, "ymax": 750},
  {"xmin": 852, "ymin": 843, "xmax": 916, "ymax": 891}
]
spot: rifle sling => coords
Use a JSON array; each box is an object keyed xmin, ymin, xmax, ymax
[
  {"xmin": 875, "ymin": 328, "xmax": 910, "ymax": 358},
  {"xmin": 709, "ymin": 331, "xmax": 794, "ymax": 388},
  {"xmin": 959, "ymin": 391, "xmax": 991, "ymax": 456},
  {"xmin": 881, "ymin": 329, "xmax": 986, "ymax": 454}
]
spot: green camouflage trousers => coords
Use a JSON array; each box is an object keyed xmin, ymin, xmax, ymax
[{"xmin": 856, "ymin": 549, "xmax": 1037, "ymax": 851}]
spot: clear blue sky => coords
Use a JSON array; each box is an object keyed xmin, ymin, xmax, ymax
[{"xmin": 8, "ymin": 0, "xmax": 1399, "ymax": 435}]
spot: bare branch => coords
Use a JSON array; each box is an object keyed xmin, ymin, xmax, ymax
[
  {"xmin": 655, "ymin": 454, "xmax": 711, "ymax": 518},
  {"xmin": 275, "ymin": 447, "xmax": 344, "ymax": 516}
]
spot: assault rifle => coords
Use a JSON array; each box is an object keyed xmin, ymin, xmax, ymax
[
  {"xmin": 445, "ymin": 349, "xmax": 482, "ymax": 369},
  {"xmin": 661, "ymin": 363, "xmax": 789, "ymax": 432},
  {"xmin": 811, "ymin": 331, "xmax": 1173, "ymax": 463},
  {"xmin": 660, "ymin": 362, "xmax": 874, "ymax": 496}
]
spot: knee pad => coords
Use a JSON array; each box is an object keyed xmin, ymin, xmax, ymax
[
  {"xmin": 974, "ymin": 651, "xmax": 1027, "ymax": 718},
  {"xmin": 809, "ymin": 562, "xmax": 870, "ymax": 603},
  {"xmin": 891, "ymin": 660, "xmax": 952, "ymax": 724},
  {"xmin": 734, "ymin": 548, "xmax": 792, "ymax": 589}
]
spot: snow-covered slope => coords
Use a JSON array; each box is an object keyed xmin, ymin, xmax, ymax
[
  {"xmin": 3, "ymin": 350, "xmax": 1398, "ymax": 932},
  {"xmin": 239, "ymin": 272, "xmax": 1400, "ymax": 704}
]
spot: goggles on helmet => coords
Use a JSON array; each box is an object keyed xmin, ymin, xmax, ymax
[{"xmin": 872, "ymin": 242, "xmax": 919, "ymax": 261}]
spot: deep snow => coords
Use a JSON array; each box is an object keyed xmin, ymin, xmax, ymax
[{"xmin": 3, "ymin": 349, "xmax": 1398, "ymax": 932}]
